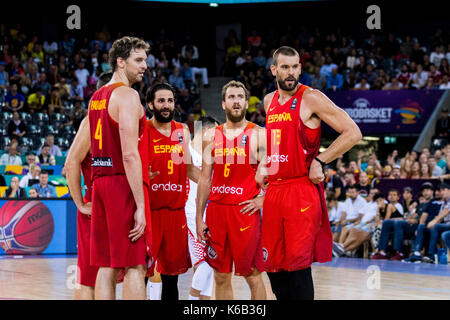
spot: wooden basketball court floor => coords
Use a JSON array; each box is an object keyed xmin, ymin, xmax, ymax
[{"xmin": 1, "ymin": 255, "xmax": 449, "ymax": 300}]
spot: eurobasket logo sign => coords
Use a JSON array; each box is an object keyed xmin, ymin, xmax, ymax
[
  {"xmin": 324, "ymin": 90, "xmax": 444, "ymax": 134},
  {"xmin": 394, "ymin": 99, "xmax": 425, "ymax": 125}
]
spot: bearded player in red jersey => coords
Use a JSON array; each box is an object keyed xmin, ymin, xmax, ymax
[
  {"xmin": 197, "ymin": 80, "xmax": 267, "ymax": 300},
  {"xmin": 87, "ymin": 36, "xmax": 151, "ymax": 300},
  {"xmin": 258, "ymin": 46, "xmax": 362, "ymax": 300},
  {"xmin": 145, "ymin": 82, "xmax": 200, "ymax": 300}
]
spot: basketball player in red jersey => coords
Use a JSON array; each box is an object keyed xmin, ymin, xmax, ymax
[
  {"xmin": 196, "ymin": 80, "xmax": 267, "ymax": 300},
  {"xmin": 65, "ymin": 72, "xmax": 113, "ymax": 300},
  {"xmin": 145, "ymin": 82, "xmax": 200, "ymax": 300},
  {"xmin": 258, "ymin": 46, "xmax": 361, "ymax": 300},
  {"xmin": 88, "ymin": 36, "xmax": 150, "ymax": 300}
]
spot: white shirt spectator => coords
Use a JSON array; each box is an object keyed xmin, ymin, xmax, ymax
[
  {"xmin": 320, "ymin": 63, "xmax": 338, "ymax": 78},
  {"xmin": 439, "ymin": 81, "xmax": 450, "ymax": 89},
  {"xmin": 181, "ymin": 44, "xmax": 199, "ymax": 61},
  {"xmin": 346, "ymin": 56, "xmax": 359, "ymax": 69},
  {"xmin": 354, "ymin": 82, "xmax": 370, "ymax": 90},
  {"xmin": 432, "ymin": 165, "xmax": 443, "ymax": 177},
  {"xmin": 19, "ymin": 172, "xmax": 38, "ymax": 188},
  {"xmin": 329, "ymin": 201, "xmax": 346, "ymax": 223},
  {"xmin": 411, "ymin": 70, "xmax": 428, "ymax": 89},
  {"xmin": 361, "ymin": 201, "xmax": 378, "ymax": 224},
  {"xmin": 430, "ymin": 51, "xmax": 445, "ymax": 67},
  {"xmin": 146, "ymin": 53, "xmax": 156, "ymax": 69},
  {"xmin": 343, "ymin": 195, "xmax": 367, "ymax": 220},
  {"xmin": 75, "ymin": 68, "xmax": 90, "ymax": 88},
  {"xmin": 0, "ymin": 153, "xmax": 22, "ymax": 166},
  {"xmin": 43, "ymin": 41, "xmax": 58, "ymax": 54},
  {"xmin": 393, "ymin": 202, "xmax": 405, "ymax": 216}
]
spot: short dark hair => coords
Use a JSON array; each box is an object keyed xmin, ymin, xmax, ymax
[
  {"xmin": 97, "ymin": 71, "xmax": 113, "ymax": 89},
  {"xmin": 42, "ymin": 143, "xmax": 51, "ymax": 149},
  {"xmin": 108, "ymin": 36, "xmax": 150, "ymax": 72},
  {"xmin": 388, "ymin": 188, "xmax": 400, "ymax": 196},
  {"xmin": 272, "ymin": 46, "xmax": 300, "ymax": 66},
  {"xmin": 199, "ymin": 116, "xmax": 219, "ymax": 128},
  {"xmin": 347, "ymin": 185, "xmax": 358, "ymax": 191},
  {"xmin": 39, "ymin": 170, "xmax": 49, "ymax": 176},
  {"xmin": 373, "ymin": 192, "xmax": 385, "ymax": 202},
  {"xmin": 146, "ymin": 82, "xmax": 177, "ymax": 104},
  {"xmin": 326, "ymin": 192, "xmax": 337, "ymax": 202}
]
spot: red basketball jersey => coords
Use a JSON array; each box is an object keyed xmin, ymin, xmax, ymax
[
  {"xmin": 81, "ymin": 152, "xmax": 92, "ymax": 202},
  {"xmin": 88, "ymin": 82, "xmax": 146, "ymax": 183},
  {"xmin": 209, "ymin": 122, "xmax": 260, "ymax": 205},
  {"xmin": 265, "ymin": 85, "xmax": 321, "ymax": 182},
  {"xmin": 147, "ymin": 120, "xmax": 187, "ymax": 210}
]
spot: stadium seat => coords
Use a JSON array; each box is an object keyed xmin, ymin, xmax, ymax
[
  {"xmin": 56, "ymin": 137, "xmax": 70, "ymax": 150},
  {"xmin": 0, "ymin": 111, "xmax": 12, "ymax": 125},
  {"xmin": 0, "ymin": 136, "xmax": 11, "ymax": 149},
  {"xmin": 0, "ymin": 127, "xmax": 7, "ymax": 137},
  {"xmin": 32, "ymin": 112, "xmax": 49, "ymax": 126},
  {"xmin": 43, "ymin": 125, "xmax": 59, "ymax": 137},
  {"xmin": 19, "ymin": 137, "xmax": 34, "ymax": 152},
  {"xmin": 19, "ymin": 112, "xmax": 32, "ymax": 124},
  {"xmin": 4, "ymin": 165, "xmax": 23, "ymax": 175},
  {"xmin": 56, "ymin": 186, "xmax": 69, "ymax": 197},
  {"xmin": 41, "ymin": 165, "xmax": 63, "ymax": 175},
  {"xmin": 0, "ymin": 186, "xmax": 7, "ymax": 197},
  {"xmin": 27, "ymin": 124, "xmax": 42, "ymax": 136},
  {"xmin": 55, "ymin": 156, "xmax": 66, "ymax": 166},
  {"xmin": 51, "ymin": 113, "xmax": 67, "ymax": 124}
]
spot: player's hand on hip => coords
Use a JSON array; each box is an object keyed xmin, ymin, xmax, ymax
[
  {"xmin": 129, "ymin": 207, "xmax": 146, "ymax": 242},
  {"xmin": 149, "ymin": 165, "xmax": 160, "ymax": 180},
  {"xmin": 309, "ymin": 159, "xmax": 325, "ymax": 184},
  {"xmin": 197, "ymin": 220, "xmax": 210, "ymax": 242},
  {"xmin": 79, "ymin": 202, "xmax": 92, "ymax": 216},
  {"xmin": 239, "ymin": 196, "xmax": 264, "ymax": 216}
]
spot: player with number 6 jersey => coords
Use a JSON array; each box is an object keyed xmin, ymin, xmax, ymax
[{"xmin": 196, "ymin": 80, "xmax": 267, "ymax": 300}]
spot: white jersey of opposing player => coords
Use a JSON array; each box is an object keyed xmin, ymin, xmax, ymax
[{"xmin": 185, "ymin": 143, "xmax": 203, "ymax": 233}]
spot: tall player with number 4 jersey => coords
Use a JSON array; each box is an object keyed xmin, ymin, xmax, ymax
[{"xmin": 197, "ymin": 81, "xmax": 267, "ymax": 300}]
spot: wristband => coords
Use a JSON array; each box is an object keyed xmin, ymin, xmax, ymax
[{"xmin": 314, "ymin": 156, "xmax": 326, "ymax": 167}]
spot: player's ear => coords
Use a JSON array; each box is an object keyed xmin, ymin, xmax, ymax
[
  {"xmin": 117, "ymin": 57, "xmax": 126, "ymax": 70},
  {"xmin": 221, "ymin": 100, "xmax": 226, "ymax": 111},
  {"xmin": 270, "ymin": 64, "xmax": 276, "ymax": 76},
  {"xmin": 147, "ymin": 102, "xmax": 154, "ymax": 111}
]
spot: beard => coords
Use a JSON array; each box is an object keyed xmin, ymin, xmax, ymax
[
  {"xmin": 153, "ymin": 108, "xmax": 174, "ymax": 123},
  {"xmin": 276, "ymin": 74, "xmax": 298, "ymax": 91},
  {"xmin": 225, "ymin": 105, "xmax": 246, "ymax": 123}
]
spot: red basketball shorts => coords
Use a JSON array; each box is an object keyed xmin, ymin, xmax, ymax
[
  {"xmin": 262, "ymin": 176, "xmax": 323, "ymax": 272},
  {"xmin": 76, "ymin": 202, "xmax": 98, "ymax": 287},
  {"xmin": 204, "ymin": 201, "xmax": 263, "ymax": 276},
  {"xmin": 151, "ymin": 208, "xmax": 191, "ymax": 275},
  {"xmin": 90, "ymin": 175, "xmax": 147, "ymax": 268}
]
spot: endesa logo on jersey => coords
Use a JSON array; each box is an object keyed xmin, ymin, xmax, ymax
[
  {"xmin": 266, "ymin": 153, "xmax": 289, "ymax": 164},
  {"xmin": 151, "ymin": 182, "xmax": 183, "ymax": 192},
  {"xmin": 211, "ymin": 185, "xmax": 243, "ymax": 195},
  {"xmin": 267, "ymin": 112, "xmax": 293, "ymax": 124}
]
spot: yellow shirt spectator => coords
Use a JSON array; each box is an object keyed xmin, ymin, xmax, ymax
[{"xmin": 27, "ymin": 92, "xmax": 45, "ymax": 111}]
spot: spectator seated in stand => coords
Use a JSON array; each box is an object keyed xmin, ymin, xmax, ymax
[
  {"xmin": 30, "ymin": 170, "xmax": 57, "ymax": 198},
  {"xmin": 4, "ymin": 176, "xmax": 27, "ymax": 199},
  {"xmin": 0, "ymin": 139, "xmax": 22, "ymax": 166}
]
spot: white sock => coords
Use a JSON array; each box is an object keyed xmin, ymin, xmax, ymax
[
  {"xmin": 147, "ymin": 282, "xmax": 162, "ymax": 300},
  {"xmin": 414, "ymin": 251, "xmax": 421, "ymax": 256},
  {"xmin": 189, "ymin": 294, "xmax": 199, "ymax": 300}
]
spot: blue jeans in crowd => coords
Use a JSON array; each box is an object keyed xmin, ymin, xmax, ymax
[
  {"xmin": 442, "ymin": 231, "xmax": 450, "ymax": 249},
  {"xmin": 428, "ymin": 224, "xmax": 450, "ymax": 256},
  {"xmin": 413, "ymin": 224, "xmax": 430, "ymax": 252},
  {"xmin": 377, "ymin": 219, "xmax": 417, "ymax": 252}
]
